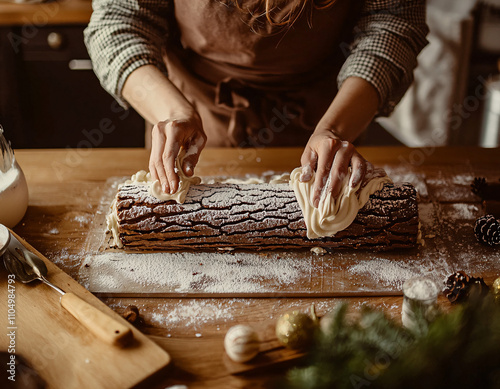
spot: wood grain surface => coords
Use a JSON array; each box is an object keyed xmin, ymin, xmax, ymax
[
  {"xmin": 7, "ymin": 147, "xmax": 500, "ymax": 388},
  {"xmin": 0, "ymin": 232, "xmax": 171, "ymax": 389}
]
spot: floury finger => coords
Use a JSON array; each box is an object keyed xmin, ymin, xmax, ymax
[
  {"xmin": 328, "ymin": 141, "xmax": 355, "ymax": 198},
  {"xmin": 149, "ymin": 122, "xmax": 170, "ymax": 193},
  {"xmin": 182, "ymin": 136, "xmax": 206, "ymax": 176},
  {"xmin": 312, "ymin": 139, "xmax": 340, "ymax": 208}
]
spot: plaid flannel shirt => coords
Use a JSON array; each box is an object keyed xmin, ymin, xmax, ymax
[{"xmin": 84, "ymin": 0, "xmax": 428, "ymax": 116}]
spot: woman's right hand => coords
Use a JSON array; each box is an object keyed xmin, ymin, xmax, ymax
[
  {"xmin": 149, "ymin": 110, "xmax": 207, "ymax": 195},
  {"xmin": 121, "ymin": 65, "xmax": 207, "ymax": 195}
]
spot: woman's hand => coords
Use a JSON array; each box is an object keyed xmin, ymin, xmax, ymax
[
  {"xmin": 299, "ymin": 77, "xmax": 380, "ymax": 207},
  {"xmin": 149, "ymin": 111, "xmax": 206, "ymax": 194},
  {"xmin": 300, "ymin": 128, "xmax": 367, "ymax": 208},
  {"xmin": 122, "ymin": 65, "xmax": 207, "ymax": 194}
]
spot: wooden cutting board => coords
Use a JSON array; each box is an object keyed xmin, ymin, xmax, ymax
[
  {"xmin": 79, "ymin": 174, "xmax": 500, "ymax": 298},
  {"xmin": 78, "ymin": 178, "xmax": 423, "ymax": 298},
  {"xmin": 0, "ymin": 231, "xmax": 171, "ymax": 389}
]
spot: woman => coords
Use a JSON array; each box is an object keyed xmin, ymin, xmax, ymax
[{"xmin": 85, "ymin": 0, "xmax": 428, "ymax": 207}]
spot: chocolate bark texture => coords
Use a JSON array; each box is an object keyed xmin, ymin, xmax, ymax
[{"xmin": 113, "ymin": 182, "xmax": 418, "ymax": 251}]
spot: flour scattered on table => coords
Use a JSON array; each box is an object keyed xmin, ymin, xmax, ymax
[
  {"xmin": 383, "ymin": 165, "xmax": 428, "ymax": 198},
  {"xmin": 73, "ymin": 214, "xmax": 92, "ymax": 224},
  {"xmin": 147, "ymin": 298, "xmax": 252, "ymax": 328},
  {"xmin": 47, "ymin": 247, "xmax": 86, "ymax": 275},
  {"xmin": 452, "ymin": 175, "xmax": 474, "ymax": 186},
  {"xmin": 349, "ymin": 259, "xmax": 418, "ymax": 287},
  {"xmin": 418, "ymin": 203, "xmax": 437, "ymax": 229},
  {"xmin": 81, "ymin": 251, "xmax": 314, "ymax": 294},
  {"xmin": 347, "ymin": 257, "xmax": 446, "ymax": 289},
  {"xmin": 426, "ymin": 175, "xmax": 477, "ymax": 202},
  {"xmin": 442, "ymin": 203, "xmax": 479, "ymax": 220}
]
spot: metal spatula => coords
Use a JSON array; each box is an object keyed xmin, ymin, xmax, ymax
[{"xmin": 0, "ymin": 224, "xmax": 133, "ymax": 347}]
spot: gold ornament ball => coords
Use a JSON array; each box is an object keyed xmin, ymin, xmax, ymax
[
  {"xmin": 224, "ymin": 325, "xmax": 260, "ymax": 363},
  {"xmin": 276, "ymin": 310, "xmax": 316, "ymax": 349},
  {"xmin": 493, "ymin": 277, "xmax": 500, "ymax": 295},
  {"xmin": 493, "ymin": 277, "xmax": 500, "ymax": 303}
]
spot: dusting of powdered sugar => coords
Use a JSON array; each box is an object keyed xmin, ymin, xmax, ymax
[{"xmin": 115, "ymin": 182, "xmax": 300, "ymax": 237}]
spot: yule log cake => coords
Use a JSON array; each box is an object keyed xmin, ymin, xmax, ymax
[{"xmin": 107, "ymin": 166, "xmax": 419, "ymax": 251}]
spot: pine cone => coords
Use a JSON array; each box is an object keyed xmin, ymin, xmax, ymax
[
  {"xmin": 444, "ymin": 271, "xmax": 489, "ymax": 304},
  {"xmin": 471, "ymin": 177, "xmax": 500, "ymax": 200},
  {"xmin": 471, "ymin": 177, "xmax": 487, "ymax": 198},
  {"xmin": 444, "ymin": 271, "xmax": 469, "ymax": 303},
  {"xmin": 474, "ymin": 215, "xmax": 500, "ymax": 246}
]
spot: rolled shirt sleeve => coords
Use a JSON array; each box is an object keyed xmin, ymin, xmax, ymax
[
  {"xmin": 84, "ymin": 0, "xmax": 170, "ymax": 107},
  {"xmin": 337, "ymin": 0, "xmax": 429, "ymax": 116}
]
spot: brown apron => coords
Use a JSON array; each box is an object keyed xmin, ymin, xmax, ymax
[{"xmin": 164, "ymin": 0, "xmax": 354, "ymax": 147}]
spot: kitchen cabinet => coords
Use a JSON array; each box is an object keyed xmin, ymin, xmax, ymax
[{"xmin": 0, "ymin": 1, "xmax": 145, "ymax": 148}]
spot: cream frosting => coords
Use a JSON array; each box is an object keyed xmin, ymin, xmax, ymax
[
  {"xmin": 219, "ymin": 177, "xmax": 265, "ymax": 185},
  {"xmin": 269, "ymin": 173, "xmax": 290, "ymax": 185},
  {"xmin": 106, "ymin": 198, "xmax": 122, "ymax": 248},
  {"xmin": 289, "ymin": 164, "xmax": 392, "ymax": 239},
  {"xmin": 417, "ymin": 222, "xmax": 425, "ymax": 246},
  {"xmin": 125, "ymin": 151, "xmax": 201, "ymax": 203}
]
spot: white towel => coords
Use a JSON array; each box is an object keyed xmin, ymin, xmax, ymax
[{"xmin": 378, "ymin": 0, "xmax": 477, "ymax": 147}]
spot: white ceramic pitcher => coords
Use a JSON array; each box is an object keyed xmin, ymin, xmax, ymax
[{"xmin": 0, "ymin": 126, "xmax": 29, "ymax": 228}]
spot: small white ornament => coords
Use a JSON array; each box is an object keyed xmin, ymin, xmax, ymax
[{"xmin": 224, "ymin": 325, "xmax": 260, "ymax": 363}]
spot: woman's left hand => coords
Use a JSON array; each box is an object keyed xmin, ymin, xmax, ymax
[{"xmin": 300, "ymin": 128, "xmax": 367, "ymax": 208}]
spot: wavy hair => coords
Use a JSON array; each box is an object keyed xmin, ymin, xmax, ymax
[{"xmin": 229, "ymin": 0, "xmax": 338, "ymax": 30}]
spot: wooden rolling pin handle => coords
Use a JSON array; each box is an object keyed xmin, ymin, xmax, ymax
[{"xmin": 60, "ymin": 292, "xmax": 133, "ymax": 347}]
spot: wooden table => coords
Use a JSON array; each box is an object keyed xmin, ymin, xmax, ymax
[{"xmin": 10, "ymin": 147, "xmax": 500, "ymax": 388}]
